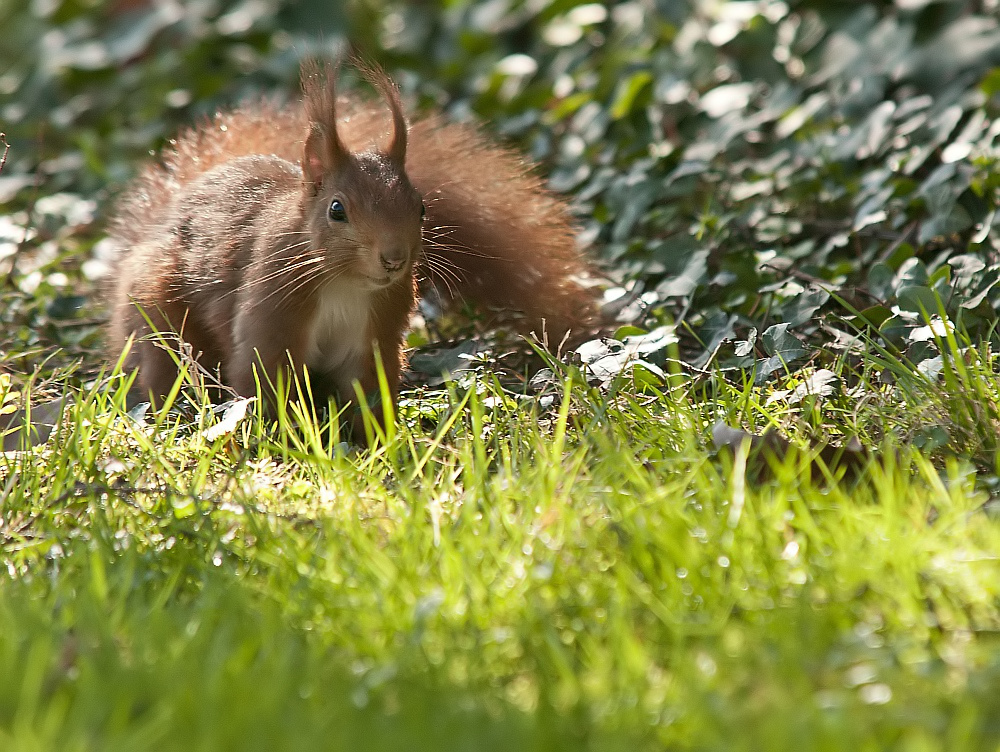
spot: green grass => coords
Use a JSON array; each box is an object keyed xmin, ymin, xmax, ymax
[{"xmin": 3, "ymin": 335, "xmax": 1000, "ymax": 750}]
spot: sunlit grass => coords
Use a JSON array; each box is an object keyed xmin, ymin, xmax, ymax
[{"xmin": 3, "ymin": 333, "xmax": 1000, "ymax": 750}]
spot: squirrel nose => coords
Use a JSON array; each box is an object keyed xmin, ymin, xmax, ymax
[{"xmin": 380, "ymin": 252, "xmax": 406, "ymax": 273}]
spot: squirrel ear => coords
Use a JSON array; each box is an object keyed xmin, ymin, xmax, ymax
[
  {"xmin": 380, "ymin": 76, "xmax": 408, "ymax": 166},
  {"xmin": 301, "ymin": 60, "xmax": 349, "ymax": 189},
  {"xmin": 303, "ymin": 124, "xmax": 340, "ymax": 190},
  {"xmin": 357, "ymin": 61, "xmax": 408, "ymax": 167}
]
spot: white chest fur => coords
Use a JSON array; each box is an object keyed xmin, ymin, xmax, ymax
[{"xmin": 304, "ymin": 282, "xmax": 372, "ymax": 384}]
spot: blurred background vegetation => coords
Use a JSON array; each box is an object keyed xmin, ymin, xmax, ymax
[{"xmin": 1, "ymin": 0, "xmax": 1000, "ymax": 386}]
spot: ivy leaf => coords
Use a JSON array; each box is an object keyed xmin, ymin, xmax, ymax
[
  {"xmin": 620, "ymin": 326, "xmax": 679, "ymax": 356},
  {"xmin": 656, "ymin": 249, "xmax": 709, "ymax": 298},
  {"xmin": 408, "ymin": 340, "xmax": 486, "ymax": 384},
  {"xmin": 762, "ymin": 323, "xmax": 809, "ymax": 361},
  {"xmin": 897, "ymin": 286, "xmax": 941, "ymax": 314},
  {"xmin": 909, "ymin": 317, "xmax": 954, "ymax": 342},
  {"xmin": 755, "ymin": 324, "xmax": 810, "ymax": 383},
  {"xmin": 735, "ymin": 327, "xmax": 757, "ymax": 357},
  {"xmin": 868, "ymin": 263, "xmax": 895, "ymax": 301},
  {"xmin": 203, "ymin": 397, "xmax": 253, "ymax": 442},
  {"xmin": 778, "ymin": 287, "xmax": 830, "ymax": 327}
]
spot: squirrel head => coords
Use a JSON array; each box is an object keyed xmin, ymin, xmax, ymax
[{"xmin": 300, "ymin": 60, "xmax": 423, "ymax": 291}]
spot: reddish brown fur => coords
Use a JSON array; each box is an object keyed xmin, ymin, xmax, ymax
[{"xmin": 107, "ymin": 62, "xmax": 595, "ymax": 423}]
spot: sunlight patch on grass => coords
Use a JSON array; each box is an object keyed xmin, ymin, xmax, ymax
[{"xmin": 2, "ymin": 345, "xmax": 1000, "ymax": 748}]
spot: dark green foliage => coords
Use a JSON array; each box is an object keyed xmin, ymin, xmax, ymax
[{"xmin": 3, "ymin": 0, "xmax": 1000, "ymax": 375}]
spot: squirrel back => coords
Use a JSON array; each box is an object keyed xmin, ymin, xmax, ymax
[{"xmin": 107, "ymin": 62, "xmax": 595, "ymax": 425}]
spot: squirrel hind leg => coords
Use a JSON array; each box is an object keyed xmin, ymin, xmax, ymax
[
  {"xmin": 116, "ymin": 299, "xmax": 222, "ymax": 406},
  {"xmin": 127, "ymin": 336, "xmax": 184, "ymax": 407}
]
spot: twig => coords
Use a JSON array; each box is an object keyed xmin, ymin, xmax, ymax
[
  {"xmin": 0, "ymin": 133, "xmax": 9, "ymax": 174},
  {"xmin": 760, "ymin": 262, "xmax": 884, "ymax": 307},
  {"xmin": 761, "ymin": 262, "xmax": 832, "ymax": 290},
  {"xmin": 5, "ymin": 126, "xmax": 45, "ymax": 288},
  {"xmin": 875, "ymin": 221, "xmax": 917, "ymax": 264}
]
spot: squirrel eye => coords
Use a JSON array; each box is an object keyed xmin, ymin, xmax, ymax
[{"xmin": 328, "ymin": 199, "xmax": 347, "ymax": 222}]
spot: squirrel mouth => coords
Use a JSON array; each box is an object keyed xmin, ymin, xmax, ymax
[{"xmin": 363, "ymin": 274, "xmax": 395, "ymax": 288}]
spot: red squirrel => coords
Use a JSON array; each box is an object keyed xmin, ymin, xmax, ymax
[{"xmin": 106, "ymin": 61, "xmax": 595, "ymax": 422}]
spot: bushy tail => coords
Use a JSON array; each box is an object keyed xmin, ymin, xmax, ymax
[{"xmin": 406, "ymin": 115, "xmax": 596, "ymax": 343}]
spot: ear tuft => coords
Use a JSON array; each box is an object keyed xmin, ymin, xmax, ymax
[
  {"xmin": 300, "ymin": 59, "xmax": 348, "ymax": 183},
  {"xmin": 352, "ymin": 57, "xmax": 408, "ymax": 166}
]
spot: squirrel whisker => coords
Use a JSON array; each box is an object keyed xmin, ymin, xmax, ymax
[{"xmin": 420, "ymin": 259, "xmax": 462, "ymax": 300}]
